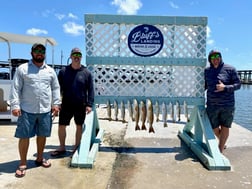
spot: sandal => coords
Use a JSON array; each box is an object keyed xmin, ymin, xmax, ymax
[
  {"xmin": 15, "ymin": 166, "xmax": 26, "ymax": 178},
  {"xmin": 35, "ymin": 159, "xmax": 51, "ymax": 168},
  {"xmin": 50, "ymin": 150, "xmax": 66, "ymax": 157}
]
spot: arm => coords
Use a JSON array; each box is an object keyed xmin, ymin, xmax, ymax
[
  {"xmin": 9, "ymin": 68, "xmax": 23, "ymax": 116},
  {"xmin": 51, "ymin": 70, "xmax": 61, "ymax": 114},
  {"xmin": 225, "ymin": 69, "xmax": 241, "ymax": 93},
  {"xmin": 86, "ymin": 73, "xmax": 94, "ymax": 112}
]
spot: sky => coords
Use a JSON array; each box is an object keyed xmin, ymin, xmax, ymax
[{"xmin": 0, "ymin": 0, "xmax": 252, "ymax": 70}]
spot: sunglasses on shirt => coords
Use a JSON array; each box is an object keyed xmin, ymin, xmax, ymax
[{"xmin": 210, "ymin": 54, "xmax": 220, "ymax": 60}]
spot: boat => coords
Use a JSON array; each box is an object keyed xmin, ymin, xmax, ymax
[{"xmin": 0, "ymin": 32, "xmax": 57, "ymax": 122}]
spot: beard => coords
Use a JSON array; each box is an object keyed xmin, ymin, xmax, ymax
[{"xmin": 32, "ymin": 55, "xmax": 45, "ymax": 63}]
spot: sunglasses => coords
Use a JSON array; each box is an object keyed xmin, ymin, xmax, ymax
[
  {"xmin": 210, "ymin": 54, "xmax": 220, "ymax": 60},
  {"xmin": 72, "ymin": 53, "xmax": 82, "ymax": 57},
  {"xmin": 33, "ymin": 49, "xmax": 46, "ymax": 54}
]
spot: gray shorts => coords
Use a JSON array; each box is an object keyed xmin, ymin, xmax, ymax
[
  {"xmin": 15, "ymin": 110, "xmax": 52, "ymax": 138},
  {"xmin": 206, "ymin": 106, "xmax": 235, "ymax": 129}
]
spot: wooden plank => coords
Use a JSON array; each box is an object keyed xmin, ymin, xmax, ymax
[
  {"xmin": 71, "ymin": 111, "xmax": 94, "ymax": 167},
  {"xmin": 70, "ymin": 110, "xmax": 104, "ymax": 168},
  {"xmin": 178, "ymin": 106, "xmax": 231, "ymax": 170}
]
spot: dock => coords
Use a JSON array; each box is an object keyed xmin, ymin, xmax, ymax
[
  {"xmin": 238, "ymin": 70, "xmax": 252, "ymax": 84},
  {"xmin": 0, "ymin": 107, "xmax": 252, "ymax": 189}
]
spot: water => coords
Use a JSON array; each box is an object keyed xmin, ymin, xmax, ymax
[{"xmin": 233, "ymin": 84, "xmax": 252, "ymax": 131}]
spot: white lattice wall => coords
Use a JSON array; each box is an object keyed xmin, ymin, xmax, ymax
[{"xmin": 85, "ymin": 14, "xmax": 207, "ymax": 105}]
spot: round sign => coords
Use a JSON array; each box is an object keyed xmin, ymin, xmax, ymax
[{"xmin": 128, "ymin": 24, "xmax": 164, "ymax": 57}]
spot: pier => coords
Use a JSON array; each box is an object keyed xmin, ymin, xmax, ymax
[{"xmin": 238, "ymin": 70, "xmax": 252, "ymax": 84}]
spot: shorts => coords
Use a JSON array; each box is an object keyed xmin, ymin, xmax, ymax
[
  {"xmin": 15, "ymin": 110, "xmax": 52, "ymax": 138},
  {"xmin": 59, "ymin": 101, "xmax": 86, "ymax": 126},
  {"xmin": 206, "ymin": 106, "xmax": 235, "ymax": 129}
]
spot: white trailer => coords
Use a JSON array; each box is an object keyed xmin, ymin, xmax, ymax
[{"xmin": 0, "ymin": 32, "xmax": 57, "ymax": 122}]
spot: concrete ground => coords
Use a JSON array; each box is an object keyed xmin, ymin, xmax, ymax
[{"xmin": 0, "ymin": 107, "xmax": 252, "ymax": 189}]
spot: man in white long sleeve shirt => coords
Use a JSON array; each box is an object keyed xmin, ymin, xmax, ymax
[{"xmin": 9, "ymin": 43, "xmax": 61, "ymax": 178}]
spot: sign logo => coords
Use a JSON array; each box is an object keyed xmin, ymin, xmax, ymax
[{"xmin": 128, "ymin": 24, "xmax": 164, "ymax": 57}]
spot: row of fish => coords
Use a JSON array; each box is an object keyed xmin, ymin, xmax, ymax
[{"xmin": 105, "ymin": 99, "xmax": 190, "ymax": 132}]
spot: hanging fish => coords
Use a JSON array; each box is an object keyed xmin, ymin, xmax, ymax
[
  {"xmin": 147, "ymin": 99, "xmax": 155, "ymax": 133},
  {"xmin": 107, "ymin": 100, "xmax": 112, "ymax": 121},
  {"xmin": 114, "ymin": 100, "xmax": 118, "ymax": 121},
  {"xmin": 127, "ymin": 100, "xmax": 134, "ymax": 121},
  {"xmin": 120, "ymin": 101, "xmax": 126, "ymax": 123},
  {"xmin": 140, "ymin": 100, "xmax": 147, "ymax": 130},
  {"xmin": 183, "ymin": 101, "xmax": 189, "ymax": 122},
  {"xmin": 133, "ymin": 99, "xmax": 140, "ymax": 130},
  {"xmin": 162, "ymin": 102, "xmax": 168, "ymax": 127},
  {"xmin": 175, "ymin": 101, "xmax": 181, "ymax": 122},
  {"xmin": 169, "ymin": 102, "xmax": 175, "ymax": 123},
  {"xmin": 155, "ymin": 101, "xmax": 160, "ymax": 122}
]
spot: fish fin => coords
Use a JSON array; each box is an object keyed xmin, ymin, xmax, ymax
[
  {"xmin": 135, "ymin": 125, "xmax": 140, "ymax": 130},
  {"xmin": 149, "ymin": 126, "xmax": 155, "ymax": 133},
  {"xmin": 141, "ymin": 124, "xmax": 147, "ymax": 130}
]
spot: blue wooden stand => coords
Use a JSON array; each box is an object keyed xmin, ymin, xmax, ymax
[
  {"xmin": 71, "ymin": 108, "xmax": 104, "ymax": 168},
  {"xmin": 178, "ymin": 105, "xmax": 231, "ymax": 170}
]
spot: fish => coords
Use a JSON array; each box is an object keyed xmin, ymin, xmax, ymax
[
  {"xmin": 147, "ymin": 99, "xmax": 155, "ymax": 133},
  {"xmin": 107, "ymin": 100, "xmax": 112, "ymax": 121},
  {"xmin": 162, "ymin": 102, "xmax": 168, "ymax": 127},
  {"xmin": 120, "ymin": 101, "xmax": 126, "ymax": 123},
  {"xmin": 133, "ymin": 99, "xmax": 140, "ymax": 130},
  {"xmin": 127, "ymin": 100, "xmax": 134, "ymax": 121},
  {"xmin": 175, "ymin": 101, "xmax": 181, "ymax": 122},
  {"xmin": 155, "ymin": 101, "xmax": 160, "ymax": 122},
  {"xmin": 114, "ymin": 100, "xmax": 119, "ymax": 121},
  {"xmin": 140, "ymin": 100, "xmax": 147, "ymax": 130},
  {"xmin": 169, "ymin": 102, "xmax": 175, "ymax": 123},
  {"xmin": 183, "ymin": 101, "xmax": 189, "ymax": 122}
]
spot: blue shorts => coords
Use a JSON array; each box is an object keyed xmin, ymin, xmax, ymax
[
  {"xmin": 206, "ymin": 106, "xmax": 234, "ymax": 129},
  {"xmin": 15, "ymin": 110, "xmax": 52, "ymax": 138}
]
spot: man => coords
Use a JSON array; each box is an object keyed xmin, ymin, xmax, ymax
[
  {"xmin": 205, "ymin": 50, "xmax": 241, "ymax": 153},
  {"xmin": 10, "ymin": 43, "xmax": 61, "ymax": 178},
  {"xmin": 51, "ymin": 47, "xmax": 94, "ymax": 157}
]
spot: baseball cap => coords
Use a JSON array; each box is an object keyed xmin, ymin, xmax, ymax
[
  {"xmin": 71, "ymin": 47, "xmax": 82, "ymax": 55},
  {"xmin": 208, "ymin": 50, "xmax": 222, "ymax": 63},
  {"xmin": 32, "ymin": 43, "xmax": 46, "ymax": 51}
]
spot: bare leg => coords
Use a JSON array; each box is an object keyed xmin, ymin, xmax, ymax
[
  {"xmin": 36, "ymin": 136, "xmax": 46, "ymax": 161},
  {"xmin": 218, "ymin": 126, "xmax": 229, "ymax": 153},
  {"xmin": 18, "ymin": 138, "xmax": 29, "ymax": 166},
  {"xmin": 74, "ymin": 125, "xmax": 82, "ymax": 151},
  {"xmin": 58, "ymin": 125, "xmax": 67, "ymax": 151},
  {"xmin": 213, "ymin": 127, "xmax": 221, "ymax": 140}
]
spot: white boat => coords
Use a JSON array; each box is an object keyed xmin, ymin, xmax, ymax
[{"xmin": 0, "ymin": 32, "xmax": 57, "ymax": 122}]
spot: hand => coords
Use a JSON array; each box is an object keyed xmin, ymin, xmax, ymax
[
  {"xmin": 86, "ymin": 106, "xmax": 92, "ymax": 114},
  {"xmin": 51, "ymin": 105, "xmax": 60, "ymax": 117},
  {"xmin": 12, "ymin": 109, "xmax": 21, "ymax": 117},
  {"xmin": 215, "ymin": 80, "xmax": 225, "ymax": 92}
]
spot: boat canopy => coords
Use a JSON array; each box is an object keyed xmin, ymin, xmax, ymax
[
  {"xmin": 0, "ymin": 32, "xmax": 57, "ymax": 46},
  {"xmin": 0, "ymin": 32, "xmax": 57, "ymax": 66}
]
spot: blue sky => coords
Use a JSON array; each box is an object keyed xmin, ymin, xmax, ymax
[{"xmin": 0, "ymin": 0, "xmax": 251, "ymax": 70}]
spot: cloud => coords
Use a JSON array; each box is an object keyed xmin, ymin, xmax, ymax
[
  {"xmin": 207, "ymin": 39, "xmax": 214, "ymax": 45},
  {"xmin": 169, "ymin": 1, "xmax": 179, "ymax": 9},
  {"xmin": 41, "ymin": 9, "xmax": 55, "ymax": 18},
  {"xmin": 206, "ymin": 26, "xmax": 215, "ymax": 45},
  {"xmin": 26, "ymin": 28, "xmax": 48, "ymax": 36},
  {"xmin": 55, "ymin": 12, "xmax": 78, "ymax": 21},
  {"xmin": 55, "ymin": 13, "xmax": 65, "ymax": 20},
  {"xmin": 63, "ymin": 22, "xmax": 85, "ymax": 36},
  {"xmin": 111, "ymin": 0, "xmax": 142, "ymax": 15},
  {"xmin": 68, "ymin": 13, "xmax": 78, "ymax": 20}
]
